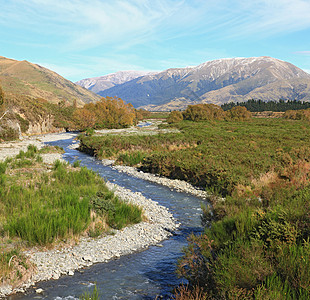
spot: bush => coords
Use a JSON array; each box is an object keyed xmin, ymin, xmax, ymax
[
  {"xmin": 183, "ymin": 104, "xmax": 225, "ymax": 121},
  {"xmin": 74, "ymin": 97, "xmax": 137, "ymax": 130},
  {"xmin": 167, "ymin": 111, "xmax": 183, "ymax": 123},
  {"xmin": 225, "ymin": 106, "xmax": 252, "ymax": 121},
  {"xmin": 1, "ymin": 154, "xmax": 143, "ymax": 246}
]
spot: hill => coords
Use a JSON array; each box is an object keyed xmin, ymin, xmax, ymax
[
  {"xmin": 79, "ymin": 57, "xmax": 310, "ymax": 111},
  {"xmin": 0, "ymin": 56, "xmax": 100, "ymax": 107}
]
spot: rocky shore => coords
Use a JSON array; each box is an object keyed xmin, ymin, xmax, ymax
[
  {"xmin": 112, "ymin": 163, "xmax": 211, "ymax": 199},
  {"xmin": 0, "ymin": 133, "xmax": 179, "ymax": 298},
  {"xmin": 1, "ymin": 183, "xmax": 179, "ymax": 297}
]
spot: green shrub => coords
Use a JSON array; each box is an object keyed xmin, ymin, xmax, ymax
[
  {"xmin": 1, "ymin": 156, "xmax": 143, "ymax": 246},
  {"xmin": 117, "ymin": 151, "xmax": 146, "ymax": 166},
  {"xmin": 73, "ymin": 160, "xmax": 81, "ymax": 168},
  {"xmin": 80, "ymin": 285, "xmax": 99, "ymax": 300}
]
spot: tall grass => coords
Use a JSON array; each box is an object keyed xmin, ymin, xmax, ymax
[
  {"xmin": 0, "ymin": 146, "xmax": 143, "ymax": 246},
  {"xmin": 79, "ymin": 118, "xmax": 310, "ymax": 298},
  {"xmin": 79, "ymin": 285, "xmax": 99, "ymax": 300}
]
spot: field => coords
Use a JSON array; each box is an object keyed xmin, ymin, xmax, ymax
[{"xmin": 79, "ymin": 118, "xmax": 310, "ymax": 299}]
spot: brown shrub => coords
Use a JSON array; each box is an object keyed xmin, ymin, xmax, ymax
[
  {"xmin": 225, "ymin": 106, "xmax": 252, "ymax": 121},
  {"xmin": 167, "ymin": 110, "xmax": 183, "ymax": 123},
  {"xmin": 183, "ymin": 104, "xmax": 225, "ymax": 121}
]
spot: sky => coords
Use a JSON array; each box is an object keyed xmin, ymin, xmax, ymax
[{"xmin": 1, "ymin": 0, "xmax": 310, "ymax": 82}]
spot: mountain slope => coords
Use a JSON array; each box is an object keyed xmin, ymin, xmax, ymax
[
  {"xmin": 76, "ymin": 70, "xmax": 154, "ymax": 94},
  {"xmin": 0, "ymin": 56, "xmax": 100, "ymax": 106},
  {"xmin": 86, "ymin": 57, "xmax": 310, "ymax": 110}
]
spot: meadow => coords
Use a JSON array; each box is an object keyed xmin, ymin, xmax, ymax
[{"xmin": 79, "ymin": 117, "xmax": 310, "ymax": 299}]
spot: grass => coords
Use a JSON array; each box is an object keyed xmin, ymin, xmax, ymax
[
  {"xmin": 79, "ymin": 284, "xmax": 99, "ymax": 300},
  {"xmin": 79, "ymin": 117, "xmax": 310, "ymax": 299},
  {"xmin": 0, "ymin": 146, "xmax": 142, "ymax": 245},
  {"xmin": 0, "ymin": 145, "xmax": 143, "ymax": 286}
]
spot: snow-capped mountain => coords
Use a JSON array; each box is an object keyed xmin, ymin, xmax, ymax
[
  {"xmin": 76, "ymin": 71, "xmax": 155, "ymax": 94},
  {"xmin": 77, "ymin": 57, "xmax": 310, "ymax": 110}
]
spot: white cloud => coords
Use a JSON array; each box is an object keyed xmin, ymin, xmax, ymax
[
  {"xmin": 1, "ymin": 0, "xmax": 310, "ymax": 51},
  {"xmin": 295, "ymin": 51, "xmax": 310, "ymax": 55}
]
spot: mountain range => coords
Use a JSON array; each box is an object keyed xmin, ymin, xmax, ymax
[
  {"xmin": 0, "ymin": 56, "xmax": 100, "ymax": 107},
  {"xmin": 76, "ymin": 56, "xmax": 310, "ymax": 111}
]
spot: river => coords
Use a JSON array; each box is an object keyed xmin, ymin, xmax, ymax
[{"xmin": 10, "ymin": 135, "xmax": 206, "ymax": 300}]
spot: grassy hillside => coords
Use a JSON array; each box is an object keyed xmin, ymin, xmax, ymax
[{"xmin": 0, "ymin": 56, "xmax": 100, "ymax": 107}]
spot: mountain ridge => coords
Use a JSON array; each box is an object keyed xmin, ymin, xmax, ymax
[
  {"xmin": 76, "ymin": 70, "xmax": 156, "ymax": 94},
  {"xmin": 76, "ymin": 56, "xmax": 310, "ymax": 111},
  {"xmin": 0, "ymin": 56, "xmax": 101, "ymax": 107}
]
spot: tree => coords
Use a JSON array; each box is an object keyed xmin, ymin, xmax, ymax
[
  {"xmin": 167, "ymin": 110, "xmax": 183, "ymax": 123},
  {"xmin": 73, "ymin": 97, "xmax": 137, "ymax": 130},
  {"xmin": 225, "ymin": 106, "xmax": 252, "ymax": 121},
  {"xmin": 183, "ymin": 104, "xmax": 225, "ymax": 121},
  {"xmin": 73, "ymin": 108, "xmax": 96, "ymax": 130}
]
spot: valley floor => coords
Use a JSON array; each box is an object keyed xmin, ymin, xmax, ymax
[{"xmin": 0, "ymin": 130, "xmax": 208, "ymax": 298}]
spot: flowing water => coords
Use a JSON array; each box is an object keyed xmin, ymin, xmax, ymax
[{"xmin": 10, "ymin": 135, "xmax": 207, "ymax": 300}]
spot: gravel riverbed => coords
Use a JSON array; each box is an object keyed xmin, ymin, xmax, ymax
[{"xmin": 0, "ymin": 133, "xmax": 180, "ymax": 298}]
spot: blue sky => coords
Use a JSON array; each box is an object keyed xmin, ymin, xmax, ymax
[{"xmin": 1, "ymin": 0, "xmax": 310, "ymax": 82}]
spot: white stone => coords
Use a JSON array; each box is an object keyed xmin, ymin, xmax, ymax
[{"xmin": 36, "ymin": 288, "xmax": 44, "ymax": 294}]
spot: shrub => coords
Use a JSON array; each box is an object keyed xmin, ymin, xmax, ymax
[
  {"xmin": 1, "ymin": 154, "xmax": 143, "ymax": 246},
  {"xmin": 183, "ymin": 104, "xmax": 225, "ymax": 121},
  {"xmin": 225, "ymin": 106, "xmax": 252, "ymax": 121},
  {"xmin": 167, "ymin": 111, "xmax": 183, "ymax": 123}
]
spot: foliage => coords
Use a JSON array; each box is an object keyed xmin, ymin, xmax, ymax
[
  {"xmin": 167, "ymin": 111, "xmax": 183, "ymax": 123},
  {"xmin": 222, "ymin": 98, "xmax": 310, "ymax": 112},
  {"xmin": 283, "ymin": 108, "xmax": 310, "ymax": 121},
  {"xmin": 90, "ymin": 191, "xmax": 142, "ymax": 230},
  {"xmin": 79, "ymin": 118, "xmax": 310, "ymax": 298},
  {"xmin": 0, "ymin": 248, "xmax": 30, "ymax": 286},
  {"xmin": 136, "ymin": 109, "xmax": 151, "ymax": 120},
  {"xmin": 225, "ymin": 106, "xmax": 252, "ymax": 121},
  {"xmin": 74, "ymin": 97, "xmax": 137, "ymax": 130},
  {"xmin": 0, "ymin": 125, "xmax": 19, "ymax": 141},
  {"xmin": 0, "ymin": 146, "xmax": 143, "ymax": 246},
  {"xmin": 183, "ymin": 104, "xmax": 225, "ymax": 121},
  {"xmin": 80, "ymin": 284, "xmax": 99, "ymax": 300}
]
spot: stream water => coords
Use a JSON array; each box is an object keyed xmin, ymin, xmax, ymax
[{"xmin": 11, "ymin": 135, "xmax": 207, "ymax": 300}]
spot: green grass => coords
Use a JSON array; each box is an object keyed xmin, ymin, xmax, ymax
[
  {"xmin": 79, "ymin": 285, "xmax": 99, "ymax": 300},
  {"xmin": 79, "ymin": 118, "xmax": 310, "ymax": 299},
  {"xmin": 0, "ymin": 146, "xmax": 143, "ymax": 246}
]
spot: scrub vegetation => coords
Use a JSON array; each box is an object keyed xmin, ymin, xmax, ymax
[
  {"xmin": 79, "ymin": 108, "xmax": 310, "ymax": 299},
  {"xmin": 0, "ymin": 145, "xmax": 142, "ymax": 286}
]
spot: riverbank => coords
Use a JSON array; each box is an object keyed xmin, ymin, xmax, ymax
[{"xmin": 0, "ymin": 133, "xmax": 179, "ymax": 298}]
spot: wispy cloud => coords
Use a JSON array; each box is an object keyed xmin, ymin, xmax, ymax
[
  {"xmin": 2, "ymin": 0, "xmax": 310, "ymax": 52},
  {"xmin": 2, "ymin": 0, "xmax": 310, "ymax": 80},
  {"xmin": 294, "ymin": 51, "xmax": 310, "ymax": 55}
]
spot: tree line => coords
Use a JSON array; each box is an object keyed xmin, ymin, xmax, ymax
[{"xmin": 221, "ymin": 99, "xmax": 310, "ymax": 112}]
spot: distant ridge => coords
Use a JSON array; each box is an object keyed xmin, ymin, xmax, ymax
[
  {"xmin": 0, "ymin": 56, "xmax": 100, "ymax": 106},
  {"xmin": 76, "ymin": 70, "xmax": 156, "ymax": 94},
  {"xmin": 77, "ymin": 56, "xmax": 310, "ymax": 111}
]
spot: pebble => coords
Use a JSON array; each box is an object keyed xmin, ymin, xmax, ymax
[
  {"xmin": 0, "ymin": 169, "xmax": 180, "ymax": 298},
  {"xmin": 112, "ymin": 163, "xmax": 210, "ymax": 199},
  {"xmin": 0, "ymin": 131, "xmax": 210, "ymax": 298}
]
